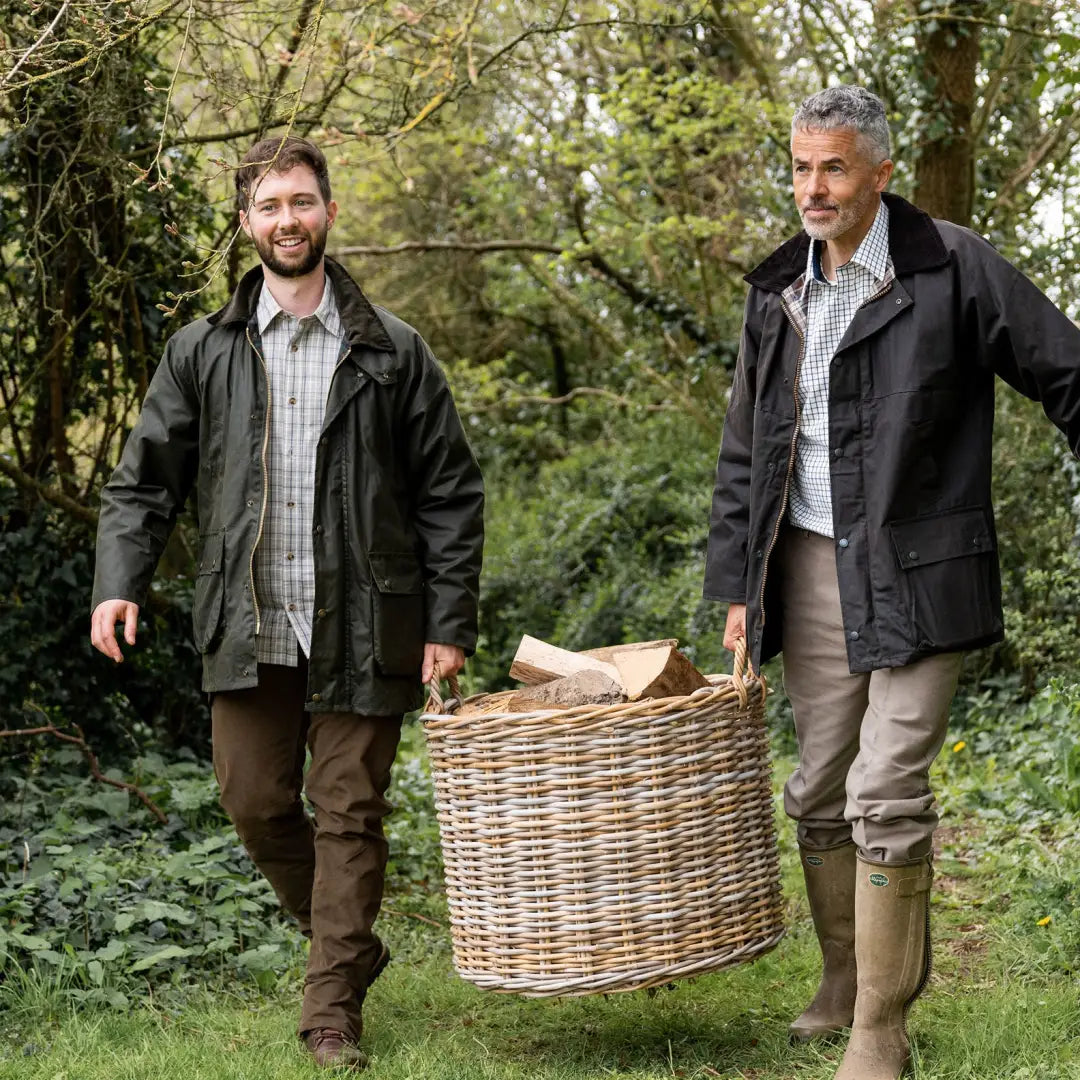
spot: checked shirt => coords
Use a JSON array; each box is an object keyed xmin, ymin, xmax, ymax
[
  {"xmin": 787, "ymin": 200, "xmax": 893, "ymax": 538},
  {"xmin": 252, "ymin": 277, "xmax": 347, "ymax": 667}
]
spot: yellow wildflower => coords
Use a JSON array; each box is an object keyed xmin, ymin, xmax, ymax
[
  {"xmin": 1037, "ymin": 916, "xmax": 1052, "ymax": 927},
  {"xmin": 952, "ymin": 741, "xmax": 967, "ymax": 753}
]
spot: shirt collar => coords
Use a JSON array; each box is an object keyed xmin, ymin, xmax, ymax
[
  {"xmin": 804, "ymin": 197, "xmax": 890, "ymax": 288},
  {"xmin": 255, "ymin": 273, "xmax": 342, "ymax": 337}
]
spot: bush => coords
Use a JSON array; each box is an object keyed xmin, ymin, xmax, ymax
[
  {"xmin": 0, "ymin": 723, "xmax": 443, "ymax": 1009},
  {"xmin": 473, "ymin": 412, "xmax": 729, "ymax": 691},
  {"xmin": 0, "ymin": 486, "xmax": 209, "ymax": 756}
]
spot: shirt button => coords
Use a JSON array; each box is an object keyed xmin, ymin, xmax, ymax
[
  {"xmin": 246, "ymin": 499, "xmax": 254, "ymax": 507},
  {"xmin": 838, "ymin": 538, "xmax": 849, "ymax": 549},
  {"xmin": 287, "ymin": 602, "xmax": 297, "ymax": 611},
  {"xmin": 289, "ymin": 396, "xmax": 297, "ymax": 405},
  {"xmin": 286, "ymin": 552, "xmax": 295, "ymax": 561},
  {"xmin": 848, "ymin": 630, "xmax": 860, "ymax": 641},
  {"xmin": 287, "ymin": 501, "xmax": 296, "ymax": 508},
  {"xmin": 291, "ymin": 344, "xmax": 298, "ymax": 352}
]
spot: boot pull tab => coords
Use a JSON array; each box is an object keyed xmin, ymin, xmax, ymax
[{"xmin": 896, "ymin": 872, "xmax": 933, "ymax": 897}]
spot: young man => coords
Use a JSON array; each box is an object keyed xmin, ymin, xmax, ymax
[
  {"xmin": 91, "ymin": 136, "xmax": 484, "ymax": 1069},
  {"xmin": 705, "ymin": 86, "xmax": 1080, "ymax": 1079}
]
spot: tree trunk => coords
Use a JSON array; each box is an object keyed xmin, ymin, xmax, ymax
[{"xmin": 912, "ymin": 4, "xmax": 980, "ymax": 226}]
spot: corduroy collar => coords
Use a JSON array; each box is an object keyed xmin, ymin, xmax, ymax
[
  {"xmin": 744, "ymin": 192, "xmax": 950, "ymax": 294},
  {"xmin": 208, "ymin": 256, "xmax": 395, "ymax": 352}
]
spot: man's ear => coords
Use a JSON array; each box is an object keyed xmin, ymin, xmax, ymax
[
  {"xmin": 326, "ymin": 199, "xmax": 338, "ymax": 230},
  {"xmin": 238, "ymin": 209, "xmax": 252, "ymax": 239},
  {"xmin": 875, "ymin": 158, "xmax": 894, "ymax": 193}
]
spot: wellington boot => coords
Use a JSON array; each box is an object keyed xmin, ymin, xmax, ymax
[
  {"xmin": 789, "ymin": 843, "xmax": 857, "ymax": 1043},
  {"xmin": 834, "ymin": 855, "xmax": 933, "ymax": 1080}
]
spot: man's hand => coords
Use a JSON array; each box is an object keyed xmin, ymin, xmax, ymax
[
  {"xmin": 723, "ymin": 603, "xmax": 747, "ymax": 652},
  {"xmin": 90, "ymin": 600, "xmax": 140, "ymax": 663},
  {"xmin": 422, "ymin": 642, "xmax": 465, "ymax": 685}
]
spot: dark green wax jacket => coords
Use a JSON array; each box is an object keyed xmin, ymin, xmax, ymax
[{"xmin": 93, "ymin": 258, "xmax": 484, "ymax": 714}]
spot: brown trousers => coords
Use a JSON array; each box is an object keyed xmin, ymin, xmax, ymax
[
  {"xmin": 779, "ymin": 527, "xmax": 963, "ymax": 864},
  {"xmin": 211, "ymin": 662, "xmax": 402, "ymax": 1040}
]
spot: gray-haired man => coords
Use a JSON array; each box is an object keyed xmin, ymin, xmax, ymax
[{"xmin": 705, "ymin": 86, "xmax": 1080, "ymax": 1079}]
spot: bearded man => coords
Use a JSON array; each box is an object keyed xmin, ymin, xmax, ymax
[
  {"xmin": 91, "ymin": 136, "xmax": 484, "ymax": 1070},
  {"xmin": 704, "ymin": 86, "xmax": 1080, "ymax": 1079}
]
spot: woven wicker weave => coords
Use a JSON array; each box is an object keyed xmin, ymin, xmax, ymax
[{"xmin": 421, "ymin": 643, "xmax": 784, "ymax": 997}]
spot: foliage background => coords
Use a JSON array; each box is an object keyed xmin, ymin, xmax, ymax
[{"xmin": 0, "ymin": 4, "xmax": 1078, "ymax": 1072}]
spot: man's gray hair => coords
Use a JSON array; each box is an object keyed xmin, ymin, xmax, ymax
[{"xmin": 791, "ymin": 86, "xmax": 891, "ymax": 163}]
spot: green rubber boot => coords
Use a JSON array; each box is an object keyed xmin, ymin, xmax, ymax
[
  {"xmin": 834, "ymin": 856, "xmax": 933, "ymax": 1080},
  {"xmin": 789, "ymin": 843, "xmax": 857, "ymax": 1043}
]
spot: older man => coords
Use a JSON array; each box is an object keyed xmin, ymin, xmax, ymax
[
  {"xmin": 91, "ymin": 136, "xmax": 484, "ymax": 1069},
  {"xmin": 705, "ymin": 86, "xmax": 1080, "ymax": 1079}
]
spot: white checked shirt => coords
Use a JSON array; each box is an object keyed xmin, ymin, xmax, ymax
[
  {"xmin": 252, "ymin": 277, "xmax": 346, "ymax": 666},
  {"xmin": 788, "ymin": 200, "xmax": 892, "ymax": 537}
]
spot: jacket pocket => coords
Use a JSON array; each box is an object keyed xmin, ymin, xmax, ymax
[
  {"xmin": 192, "ymin": 530, "xmax": 226, "ymax": 654},
  {"xmin": 888, "ymin": 507, "xmax": 996, "ymax": 647},
  {"xmin": 368, "ymin": 551, "xmax": 425, "ymax": 677}
]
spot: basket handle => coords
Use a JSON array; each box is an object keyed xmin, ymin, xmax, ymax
[
  {"xmin": 731, "ymin": 635, "xmax": 750, "ymax": 706},
  {"xmin": 425, "ymin": 660, "xmax": 462, "ymax": 714}
]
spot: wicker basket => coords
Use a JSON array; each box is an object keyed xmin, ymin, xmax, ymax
[{"xmin": 420, "ymin": 642, "xmax": 784, "ymax": 997}]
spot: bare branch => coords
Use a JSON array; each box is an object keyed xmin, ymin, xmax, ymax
[
  {"xmin": 0, "ymin": 0, "xmax": 72, "ymax": 91},
  {"xmin": 463, "ymin": 386, "xmax": 677, "ymax": 414},
  {"xmin": 1, "ymin": 718, "xmax": 167, "ymax": 824},
  {"xmin": 0, "ymin": 453, "xmax": 99, "ymax": 529}
]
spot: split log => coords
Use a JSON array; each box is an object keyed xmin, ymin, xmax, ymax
[
  {"xmin": 504, "ymin": 670, "xmax": 626, "ymax": 712},
  {"xmin": 612, "ymin": 645, "xmax": 709, "ymax": 701},
  {"xmin": 509, "ymin": 635, "xmax": 619, "ymax": 686},
  {"xmin": 578, "ymin": 638, "xmax": 678, "ymax": 664}
]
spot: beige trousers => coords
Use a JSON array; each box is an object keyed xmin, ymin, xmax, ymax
[{"xmin": 779, "ymin": 527, "xmax": 963, "ymax": 864}]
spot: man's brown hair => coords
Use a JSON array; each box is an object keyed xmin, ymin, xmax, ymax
[{"xmin": 235, "ymin": 136, "xmax": 332, "ymax": 214}]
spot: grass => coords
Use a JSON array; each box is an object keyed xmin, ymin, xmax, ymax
[
  {"xmin": 1, "ymin": 729, "xmax": 1078, "ymax": 1079},
  {"xmin": 3, "ymin": 820, "xmax": 1078, "ymax": 1079}
]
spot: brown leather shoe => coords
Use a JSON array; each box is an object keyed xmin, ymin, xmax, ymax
[{"xmin": 304, "ymin": 1029, "xmax": 368, "ymax": 1070}]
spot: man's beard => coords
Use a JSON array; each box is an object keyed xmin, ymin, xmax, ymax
[
  {"xmin": 254, "ymin": 224, "xmax": 327, "ymax": 277},
  {"xmin": 800, "ymin": 185, "xmax": 876, "ymax": 241}
]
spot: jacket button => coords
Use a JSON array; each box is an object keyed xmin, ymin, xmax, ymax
[
  {"xmin": 896, "ymin": 298, "xmax": 903, "ymax": 305},
  {"xmin": 311, "ymin": 693, "xmax": 322, "ymax": 703},
  {"xmin": 314, "ymin": 525, "xmax": 323, "ymax": 535},
  {"xmin": 838, "ymin": 538, "xmax": 849, "ymax": 549},
  {"xmin": 317, "ymin": 608, "xmax": 327, "ymax": 618},
  {"xmin": 848, "ymin": 630, "xmax": 860, "ymax": 641},
  {"xmin": 908, "ymin": 550, "xmax": 919, "ymax": 560},
  {"xmin": 833, "ymin": 447, "xmax": 843, "ymax": 458}
]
